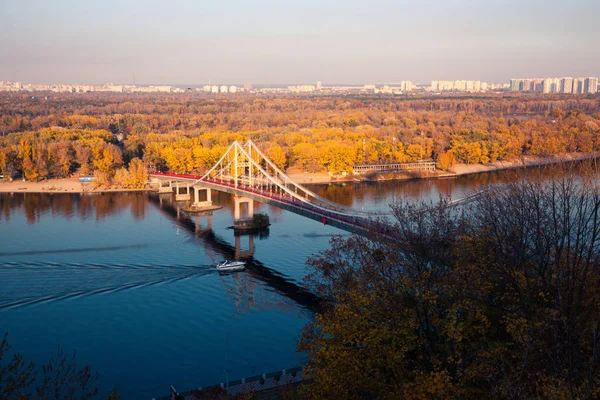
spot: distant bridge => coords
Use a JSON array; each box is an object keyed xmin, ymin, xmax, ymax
[
  {"xmin": 149, "ymin": 140, "xmax": 381, "ymax": 237},
  {"xmin": 353, "ymin": 160, "xmax": 436, "ymax": 175}
]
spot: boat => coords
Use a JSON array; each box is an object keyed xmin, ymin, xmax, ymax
[{"xmin": 216, "ymin": 260, "xmax": 246, "ymax": 272}]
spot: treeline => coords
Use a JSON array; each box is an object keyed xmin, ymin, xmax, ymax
[{"xmin": 0, "ymin": 93, "xmax": 599, "ymax": 181}]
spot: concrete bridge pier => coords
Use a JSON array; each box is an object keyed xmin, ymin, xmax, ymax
[
  {"xmin": 235, "ymin": 234, "xmax": 255, "ymax": 259},
  {"xmin": 175, "ymin": 182, "xmax": 191, "ymax": 201},
  {"xmin": 157, "ymin": 180, "xmax": 173, "ymax": 193},
  {"xmin": 193, "ymin": 186, "xmax": 213, "ymax": 208},
  {"xmin": 234, "ymin": 195, "xmax": 254, "ymax": 221}
]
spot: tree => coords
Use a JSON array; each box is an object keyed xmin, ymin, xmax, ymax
[
  {"xmin": 74, "ymin": 144, "xmax": 92, "ymax": 175},
  {"xmin": 0, "ymin": 332, "xmax": 35, "ymax": 399},
  {"xmin": 36, "ymin": 346, "xmax": 99, "ymax": 400},
  {"xmin": 266, "ymin": 144, "xmax": 287, "ymax": 170},
  {"xmin": 113, "ymin": 158, "xmax": 147, "ymax": 189},
  {"xmin": 1, "ymin": 332, "xmax": 111, "ymax": 399},
  {"xmin": 436, "ymin": 151, "xmax": 455, "ymax": 171},
  {"xmin": 300, "ymin": 164, "xmax": 600, "ymax": 399}
]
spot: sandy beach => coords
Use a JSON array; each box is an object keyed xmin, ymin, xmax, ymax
[
  {"xmin": 450, "ymin": 152, "xmax": 600, "ymax": 176},
  {"xmin": 0, "ymin": 178, "xmax": 151, "ymax": 194},
  {"xmin": 0, "ymin": 152, "xmax": 597, "ymax": 194}
]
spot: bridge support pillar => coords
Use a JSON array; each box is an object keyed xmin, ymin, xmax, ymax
[
  {"xmin": 193, "ymin": 186, "xmax": 213, "ymax": 208},
  {"xmin": 157, "ymin": 180, "xmax": 173, "ymax": 193},
  {"xmin": 234, "ymin": 195, "xmax": 254, "ymax": 221},
  {"xmin": 175, "ymin": 182, "xmax": 191, "ymax": 202},
  {"xmin": 235, "ymin": 235, "xmax": 255, "ymax": 259}
]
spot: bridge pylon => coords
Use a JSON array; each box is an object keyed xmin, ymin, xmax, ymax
[{"xmin": 234, "ymin": 195, "xmax": 254, "ymax": 221}]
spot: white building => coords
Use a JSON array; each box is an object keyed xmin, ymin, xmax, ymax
[
  {"xmin": 586, "ymin": 77, "xmax": 598, "ymax": 94},
  {"xmin": 561, "ymin": 77, "xmax": 573, "ymax": 94},
  {"xmin": 400, "ymin": 81, "xmax": 413, "ymax": 92}
]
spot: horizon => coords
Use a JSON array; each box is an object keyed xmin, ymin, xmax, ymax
[{"xmin": 2, "ymin": 77, "xmax": 598, "ymax": 88}]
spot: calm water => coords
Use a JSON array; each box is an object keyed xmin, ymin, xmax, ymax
[{"xmin": 0, "ymin": 170, "xmax": 535, "ymax": 399}]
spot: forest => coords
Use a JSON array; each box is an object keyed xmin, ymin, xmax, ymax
[{"xmin": 0, "ymin": 92, "xmax": 599, "ymax": 187}]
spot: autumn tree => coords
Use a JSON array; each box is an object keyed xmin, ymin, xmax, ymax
[
  {"xmin": 113, "ymin": 158, "xmax": 147, "ymax": 189},
  {"xmin": 300, "ymin": 164, "xmax": 600, "ymax": 399},
  {"xmin": 265, "ymin": 144, "xmax": 287, "ymax": 170},
  {"xmin": 436, "ymin": 151, "xmax": 456, "ymax": 171}
]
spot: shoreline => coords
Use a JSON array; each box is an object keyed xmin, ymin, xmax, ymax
[
  {"xmin": 449, "ymin": 152, "xmax": 600, "ymax": 177},
  {"xmin": 0, "ymin": 178, "xmax": 152, "ymax": 194},
  {"xmin": 0, "ymin": 152, "xmax": 598, "ymax": 194}
]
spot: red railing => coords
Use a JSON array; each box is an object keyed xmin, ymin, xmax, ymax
[{"xmin": 149, "ymin": 172, "xmax": 370, "ymax": 230}]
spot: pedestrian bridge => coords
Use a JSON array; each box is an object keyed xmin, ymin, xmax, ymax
[{"xmin": 149, "ymin": 140, "xmax": 380, "ymax": 236}]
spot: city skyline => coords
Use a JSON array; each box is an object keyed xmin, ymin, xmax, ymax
[{"xmin": 1, "ymin": 0, "xmax": 599, "ymax": 85}]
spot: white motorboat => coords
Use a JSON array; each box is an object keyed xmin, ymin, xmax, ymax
[{"xmin": 216, "ymin": 260, "xmax": 246, "ymax": 272}]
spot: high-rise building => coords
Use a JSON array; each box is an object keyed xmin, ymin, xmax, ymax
[
  {"xmin": 551, "ymin": 78, "xmax": 561, "ymax": 93},
  {"xmin": 316, "ymin": 81, "xmax": 322, "ymax": 90},
  {"xmin": 543, "ymin": 78, "xmax": 552, "ymax": 93},
  {"xmin": 439, "ymin": 81, "xmax": 454, "ymax": 91},
  {"xmin": 400, "ymin": 81, "xmax": 413, "ymax": 92},
  {"xmin": 430, "ymin": 81, "xmax": 439, "ymax": 91},
  {"xmin": 510, "ymin": 79, "xmax": 523, "ymax": 91},
  {"xmin": 561, "ymin": 77, "xmax": 573, "ymax": 94},
  {"xmin": 585, "ymin": 77, "xmax": 598, "ymax": 94},
  {"xmin": 572, "ymin": 78, "xmax": 584, "ymax": 94}
]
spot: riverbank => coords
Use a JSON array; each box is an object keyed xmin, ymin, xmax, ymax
[
  {"xmin": 450, "ymin": 152, "xmax": 600, "ymax": 177},
  {"xmin": 0, "ymin": 178, "xmax": 151, "ymax": 194},
  {"xmin": 1, "ymin": 152, "xmax": 597, "ymax": 194},
  {"xmin": 288, "ymin": 152, "xmax": 600, "ymax": 184}
]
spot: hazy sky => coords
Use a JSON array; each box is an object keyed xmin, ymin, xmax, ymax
[{"xmin": 1, "ymin": 0, "xmax": 599, "ymax": 85}]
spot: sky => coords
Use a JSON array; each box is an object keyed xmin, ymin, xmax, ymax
[{"xmin": 0, "ymin": 0, "xmax": 599, "ymax": 85}]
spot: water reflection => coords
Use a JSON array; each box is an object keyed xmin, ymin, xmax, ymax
[
  {"xmin": 0, "ymin": 192, "xmax": 149, "ymax": 224},
  {"xmin": 307, "ymin": 162, "xmax": 591, "ymax": 207},
  {"xmin": 148, "ymin": 193, "xmax": 322, "ymax": 312}
]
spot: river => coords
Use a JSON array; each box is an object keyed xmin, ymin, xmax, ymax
[{"xmin": 0, "ymin": 167, "xmax": 559, "ymax": 399}]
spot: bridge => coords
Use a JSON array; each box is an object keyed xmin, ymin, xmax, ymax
[
  {"xmin": 149, "ymin": 140, "xmax": 380, "ymax": 237},
  {"xmin": 353, "ymin": 160, "xmax": 436, "ymax": 175}
]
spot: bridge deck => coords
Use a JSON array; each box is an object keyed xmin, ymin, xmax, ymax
[{"xmin": 149, "ymin": 172, "xmax": 372, "ymax": 237}]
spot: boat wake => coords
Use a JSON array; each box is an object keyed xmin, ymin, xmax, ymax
[
  {"xmin": 0, "ymin": 244, "xmax": 151, "ymax": 257},
  {"xmin": 0, "ymin": 261, "xmax": 215, "ymax": 310}
]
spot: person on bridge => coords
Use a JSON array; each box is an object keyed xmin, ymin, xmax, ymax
[{"xmin": 322, "ymin": 217, "xmax": 327, "ymax": 225}]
